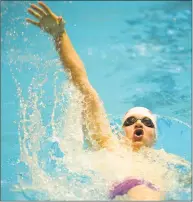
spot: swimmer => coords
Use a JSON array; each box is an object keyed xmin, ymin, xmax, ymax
[{"xmin": 26, "ymin": 2, "xmax": 177, "ymax": 200}]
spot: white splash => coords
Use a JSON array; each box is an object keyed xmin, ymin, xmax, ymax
[{"xmin": 11, "ymin": 68, "xmax": 191, "ymax": 200}]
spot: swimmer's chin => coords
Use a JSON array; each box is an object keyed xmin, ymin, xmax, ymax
[
  {"xmin": 121, "ymin": 137, "xmax": 145, "ymax": 152},
  {"xmin": 131, "ymin": 141, "xmax": 145, "ymax": 152}
]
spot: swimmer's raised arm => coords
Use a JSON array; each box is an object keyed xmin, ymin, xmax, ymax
[{"xmin": 26, "ymin": 2, "xmax": 119, "ymax": 150}]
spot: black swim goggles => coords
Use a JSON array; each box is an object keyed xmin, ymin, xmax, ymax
[{"xmin": 123, "ymin": 116, "xmax": 155, "ymax": 128}]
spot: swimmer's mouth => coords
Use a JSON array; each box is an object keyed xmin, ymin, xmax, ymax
[{"xmin": 133, "ymin": 129, "xmax": 144, "ymax": 141}]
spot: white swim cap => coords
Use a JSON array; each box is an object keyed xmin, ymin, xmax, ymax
[{"xmin": 123, "ymin": 107, "xmax": 157, "ymax": 128}]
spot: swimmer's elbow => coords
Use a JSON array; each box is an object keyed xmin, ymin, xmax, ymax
[{"xmin": 74, "ymin": 78, "xmax": 96, "ymax": 95}]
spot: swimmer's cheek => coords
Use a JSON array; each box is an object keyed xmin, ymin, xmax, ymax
[{"xmin": 127, "ymin": 185, "xmax": 164, "ymax": 201}]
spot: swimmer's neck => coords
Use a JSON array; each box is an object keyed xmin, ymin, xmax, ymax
[{"xmin": 121, "ymin": 137, "xmax": 153, "ymax": 153}]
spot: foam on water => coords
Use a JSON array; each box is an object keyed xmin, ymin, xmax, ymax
[{"xmin": 11, "ymin": 68, "xmax": 191, "ymax": 200}]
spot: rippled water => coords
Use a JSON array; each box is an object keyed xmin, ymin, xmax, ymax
[{"xmin": 1, "ymin": 1, "xmax": 191, "ymax": 200}]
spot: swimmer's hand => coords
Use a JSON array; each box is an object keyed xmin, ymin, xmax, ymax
[{"xmin": 26, "ymin": 1, "xmax": 65, "ymax": 38}]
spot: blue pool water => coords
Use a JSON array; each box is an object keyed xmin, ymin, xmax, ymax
[{"xmin": 1, "ymin": 1, "xmax": 192, "ymax": 200}]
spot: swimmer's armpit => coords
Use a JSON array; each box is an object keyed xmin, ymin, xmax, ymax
[{"xmin": 90, "ymin": 134, "xmax": 119, "ymax": 151}]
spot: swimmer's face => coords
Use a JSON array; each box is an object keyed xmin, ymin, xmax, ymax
[{"xmin": 122, "ymin": 107, "xmax": 156, "ymax": 151}]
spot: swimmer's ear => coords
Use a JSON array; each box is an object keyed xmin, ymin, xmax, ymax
[
  {"xmin": 153, "ymin": 114, "xmax": 157, "ymax": 122},
  {"xmin": 152, "ymin": 114, "xmax": 157, "ymax": 128},
  {"xmin": 153, "ymin": 135, "xmax": 157, "ymax": 145},
  {"xmin": 152, "ymin": 114, "xmax": 158, "ymax": 146}
]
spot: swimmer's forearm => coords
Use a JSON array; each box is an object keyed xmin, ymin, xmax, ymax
[
  {"xmin": 54, "ymin": 32, "xmax": 101, "ymax": 95},
  {"xmin": 54, "ymin": 31, "xmax": 88, "ymax": 89}
]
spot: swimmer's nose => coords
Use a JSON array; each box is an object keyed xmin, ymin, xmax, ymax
[{"xmin": 134, "ymin": 120, "xmax": 143, "ymax": 128}]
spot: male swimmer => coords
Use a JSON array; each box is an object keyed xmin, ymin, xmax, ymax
[{"xmin": 26, "ymin": 2, "xmax": 164, "ymax": 200}]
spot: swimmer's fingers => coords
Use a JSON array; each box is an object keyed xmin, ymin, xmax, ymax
[
  {"xmin": 30, "ymin": 4, "xmax": 47, "ymax": 17},
  {"xmin": 26, "ymin": 18, "xmax": 40, "ymax": 27},
  {"xmin": 28, "ymin": 8, "xmax": 42, "ymax": 20},
  {"xmin": 38, "ymin": 1, "xmax": 53, "ymax": 15}
]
